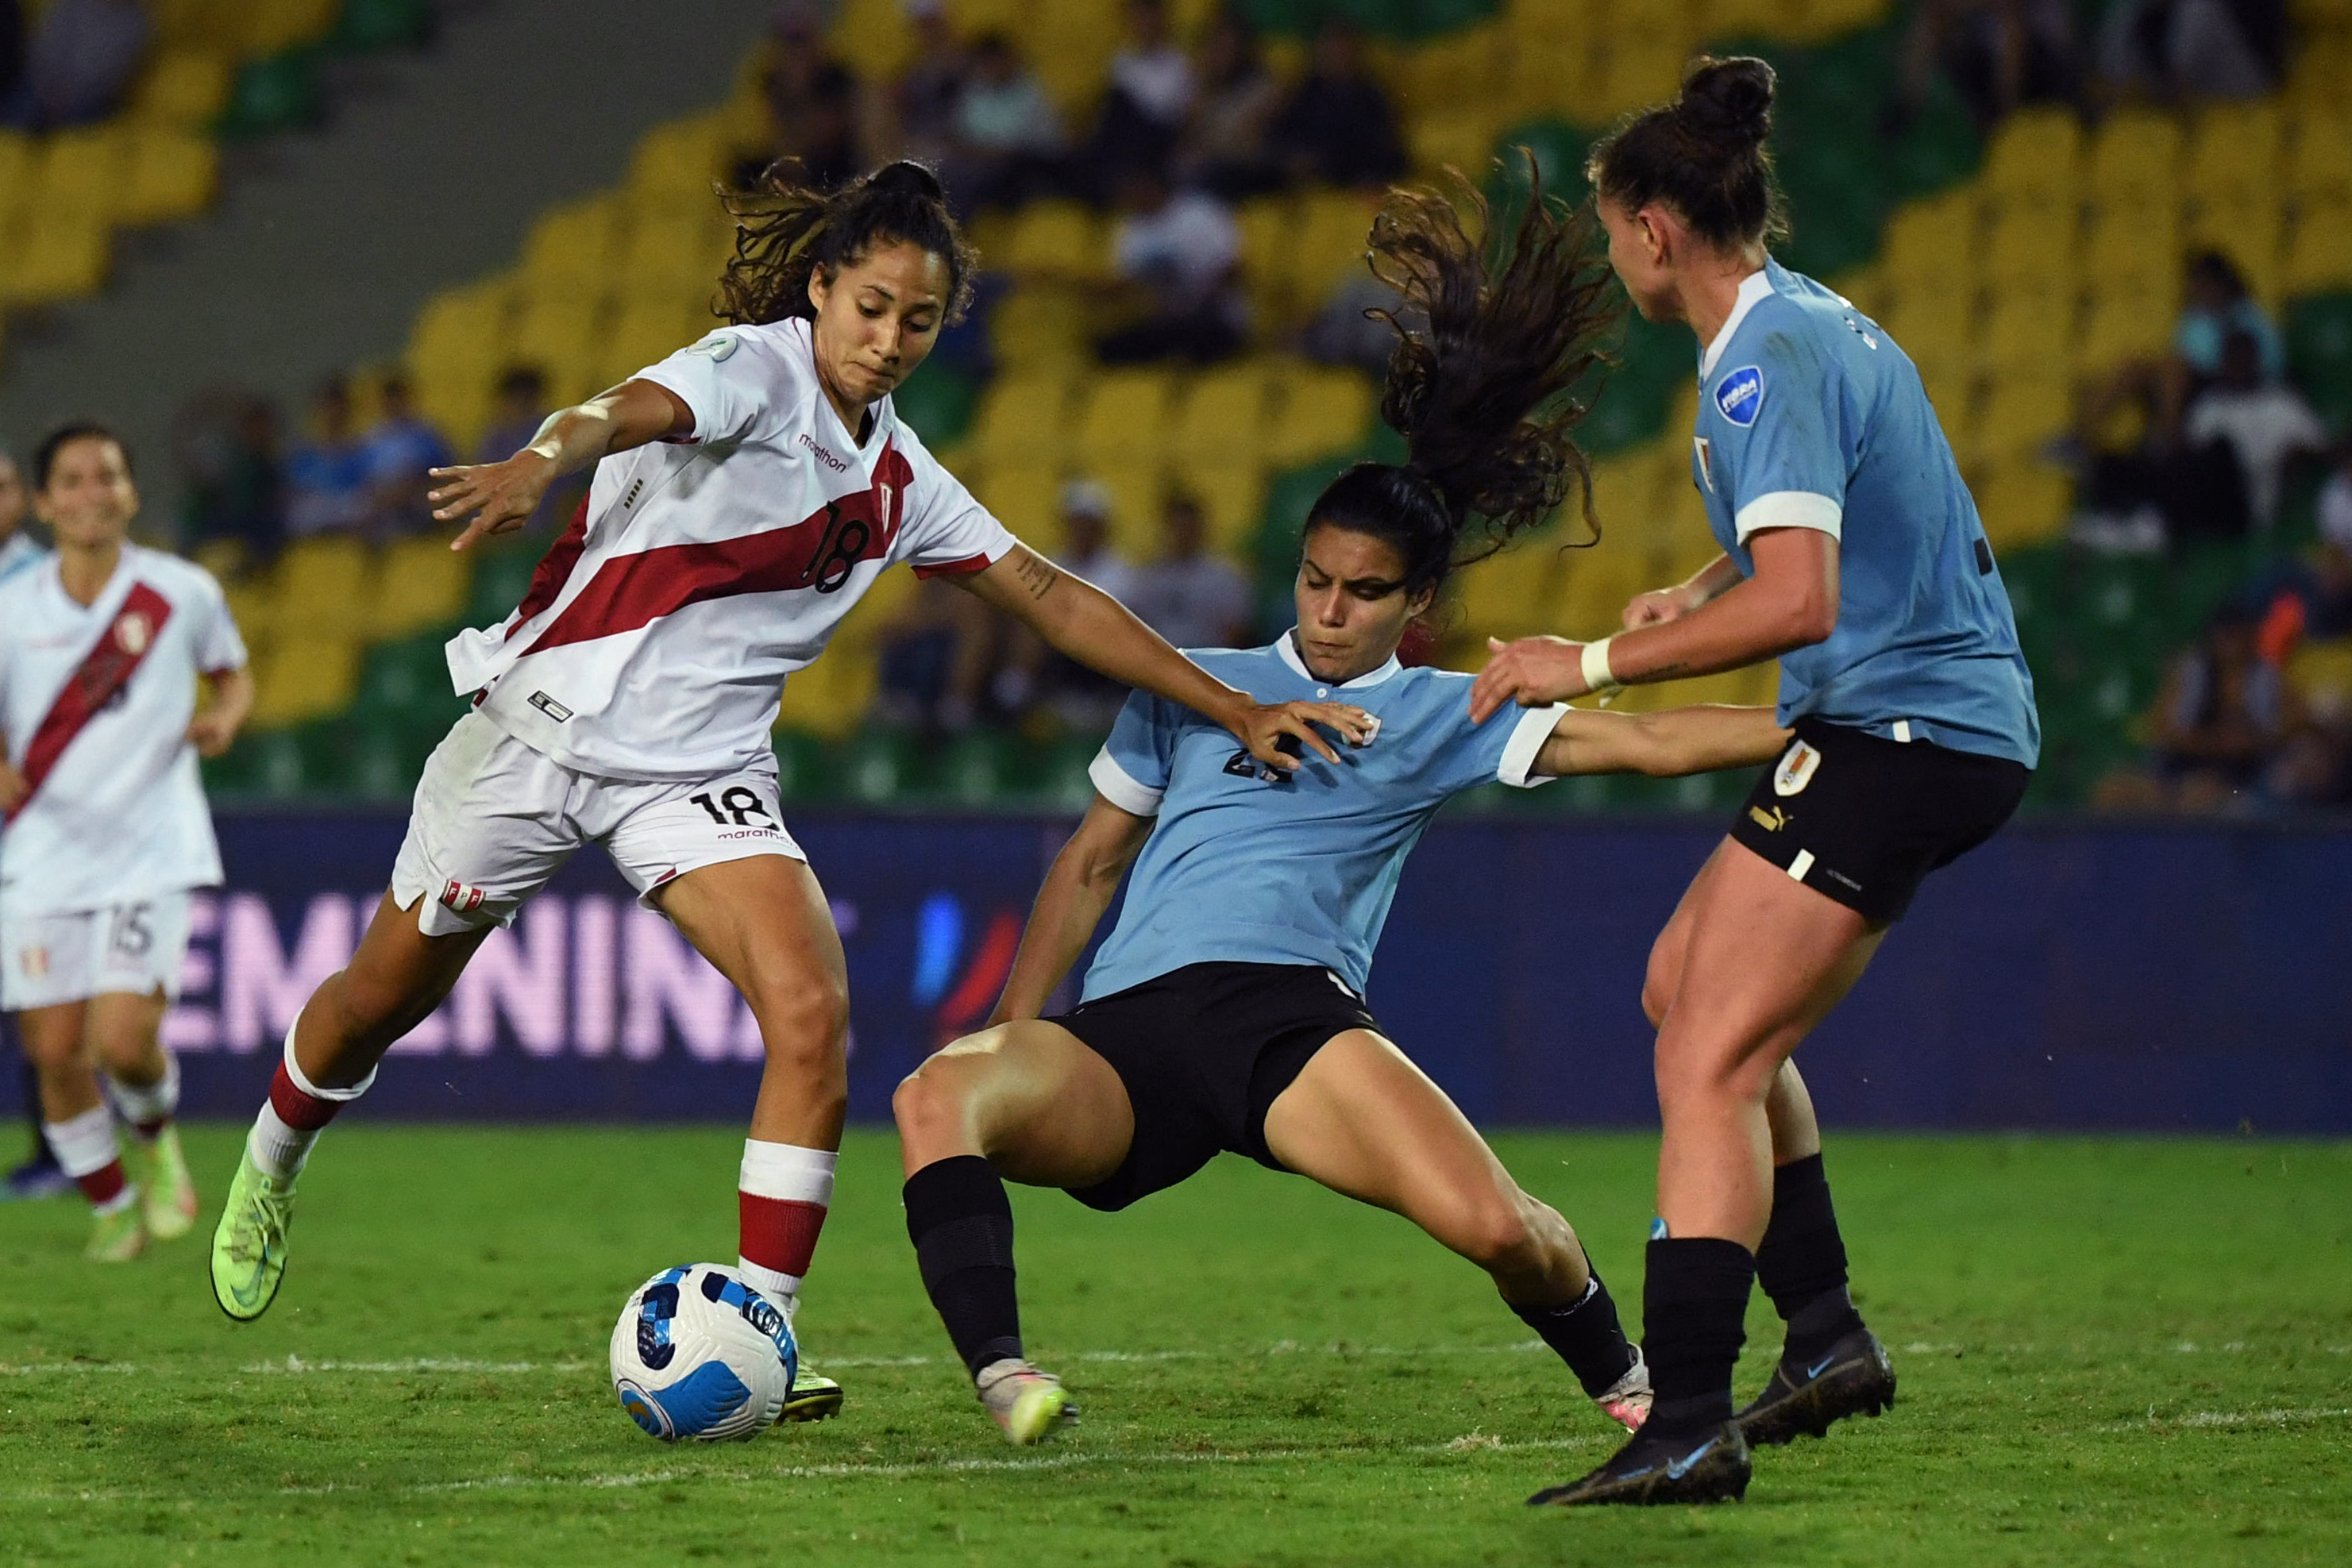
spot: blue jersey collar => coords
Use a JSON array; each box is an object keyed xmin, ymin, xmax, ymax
[
  {"xmin": 1277, "ymin": 630, "xmax": 1402, "ymax": 690},
  {"xmin": 1698, "ymin": 264, "xmax": 1780, "ymax": 379}
]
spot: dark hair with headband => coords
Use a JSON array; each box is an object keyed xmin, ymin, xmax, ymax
[
  {"xmin": 1305, "ymin": 156, "xmax": 1619, "ymax": 599},
  {"xmin": 717, "ymin": 159, "xmax": 977, "ymax": 326}
]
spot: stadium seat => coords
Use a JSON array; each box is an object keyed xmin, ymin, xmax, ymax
[
  {"xmin": 1074, "ymin": 368, "xmax": 1178, "ymax": 470},
  {"xmin": 1263, "ymin": 362, "xmax": 1375, "ymax": 468},
  {"xmin": 970, "ymin": 372, "xmax": 1078, "ymax": 468},
  {"xmin": 372, "ymin": 537, "xmax": 473, "ymax": 639}
]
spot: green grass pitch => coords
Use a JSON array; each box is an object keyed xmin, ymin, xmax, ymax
[{"xmin": 2, "ymin": 1125, "xmax": 2346, "ymax": 1566}]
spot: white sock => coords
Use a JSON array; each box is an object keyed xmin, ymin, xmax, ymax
[
  {"xmin": 245, "ymin": 1016, "xmax": 371, "ymax": 1180},
  {"xmin": 44, "ymin": 1105, "xmax": 121, "ymax": 1180},
  {"xmin": 737, "ymin": 1141, "xmax": 838, "ymax": 1316},
  {"xmin": 107, "ymin": 1054, "xmax": 181, "ymax": 1135}
]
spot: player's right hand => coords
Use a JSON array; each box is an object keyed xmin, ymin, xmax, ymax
[
  {"xmin": 1240, "ymin": 700, "xmax": 1376, "ymax": 770},
  {"xmin": 431, "ymin": 450, "xmax": 558, "ymax": 551},
  {"xmin": 1622, "ymin": 584, "xmax": 1701, "ymax": 630}
]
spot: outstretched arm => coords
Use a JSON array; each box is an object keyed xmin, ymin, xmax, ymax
[
  {"xmin": 428, "ymin": 379, "xmax": 694, "ymax": 551},
  {"xmin": 1530, "ymin": 703, "xmax": 1790, "ymax": 780},
  {"xmin": 990, "ymin": 794, "xmax": 1157, "ymax": 1025},
  {"xmin": 1472, "ymin": 528, "xmax": 1837, "ymax": 720},
  {"xmin": 959, "ymin": 545, "xmax": 1373, "ymax": 772},
  {"xmin": 185, "ymin": 665, "xmax": 254, "ymax": 757}
]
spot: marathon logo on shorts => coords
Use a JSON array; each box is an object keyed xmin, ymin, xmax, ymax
[
  {"xmin": 1714, "ymin": 365, "xmax": 1765, "ymax": 428},
  {"xmin": 440, "ymin": 879, "xmax": 488, "ymax": 915},
  {"xmin": 1773, "ymin": 739, "xmax": 1821, "ymax": 797},
  {"xmin": 18, "ymin": 946, "xmax": 47, "ymax": 979}
]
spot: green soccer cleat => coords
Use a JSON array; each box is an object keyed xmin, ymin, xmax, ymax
[
  {"xmin": 210, "ymin": 1147, "xmax": 297, "ymax": 1321},
  {"xmin": 974, "ymin": 1359, "xmax": 1076, "ymax": 1447},
  {"xmin": 86, "ymin": 1198, "xmax": 146, "ymax": 1262},
  {"xmin": 130, "ymin": 1127, "xmax": 199, "ymax": 1242},
  {"xmin": 781, "ymin": 1371, "xmax": 844, "ymax": 1423}
]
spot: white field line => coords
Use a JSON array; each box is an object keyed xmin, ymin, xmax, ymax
[
  {"xmin": 0, "ymin": 1432, "xmax": 1610, "ymax": 1505},
  {"xmin": 2106, "ymin": 1405, "xmax": 2352, "ymax": 1431},
  {"xmin": 220, "ymin": 1343, "xmax": 1559, "ymax": 1376}
]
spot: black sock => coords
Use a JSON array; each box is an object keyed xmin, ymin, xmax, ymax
[
  {"xmin": 1641, "ymin": 1237, "xmax": 1755, "ymax": 1435},
  {"xmin": 1513, "ymin": 1268, "xmax": 1638, "ymax": 1398},
  {"xmin": 904, "ymin": 1156, "xmax": 1024, "ymax": 1380},
  {"xmin": 1754, "ymin": 1154, "xmax": 1865, "ymax": 1362}
]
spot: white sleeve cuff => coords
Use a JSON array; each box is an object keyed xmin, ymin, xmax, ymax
[
  {"xmin": 1497, "ymin": 703, "xmax": 1569, "ymax": 788},
  {"xmin": 1733, "ymin": 491, "xmax": 1843, "ymax": 544},
  {"xmin": 1088, "ymin": 749, "xmax": 1164, "ymax": 816}
]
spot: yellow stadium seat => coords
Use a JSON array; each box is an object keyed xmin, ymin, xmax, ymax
[
  {"xmin": 1, "ymin": 212, "xmax": 109, "ymax": 306},
  {"xmin": 2285, "ymin": 200, "xmax": 2352, "ymax": 294},
  {"xmin": 1074, "ymin": 368, "xmax": 1178, "ymax": 469},
  {"xmin": 1984, "ymin": 206, "xmax": 2076, "ymax": 289},
  {"xmin": 1972, "ymin": 377, "xmax": 2072, "ymax": 464},
  {"xmin": 975, "ymin": 463, "xmax": 1065, "ymax": 553},
  {"xmin": 773, "ymin": 643, "xmax": 876, "ymax": 740},
  {"xmin": 1881, "ymin": 291, "xmax": 1972, "ymax": 363},
  {"xmin": 1980, "ymin": 296, "xmax": 2073, "ymax": 380},
  {"xmin": 1094, "ymin": 463, "xmax": 1171, "ymax": 561},
  {"xmin": 273, "ymin": 538, "xmax": 375, "ymax": 637},
  {"xmin": 223, "ymin": 580, "xmax": 276, "ymax": 647},
  {"xmin": 1024, "ymin": 0, "xmax": 1124, "ymax": 114},
  {"xmin": 989, "ymin": 287, "xmax": 1090, "ymax": 372},
  {"xmin": 1004, "ymin": 201, "xmax": 1109, "ymax": 280},
  {"xmin": 604, "ymin": 296, "xmax": 708, "ymax": 382},
  {"xmin": 372, "ymin": 537, "xmax": 473, "ymax": 640},
  {"xmin": 249, "ymin": 636, "xmax": 362, "ymax": 729},
  {"xmin": 1289, "ymin": 192, "xmax": 1380, "ymax": 316},
  {"xmin": 1982, "ymin": 106, "xmax": 2082, "ymax": 208},
  {"xmin": 2184, "ymin": 102, "xmax": 2283, "ymax": 211},
  {"xmin": 1171, "ymin": 362, "xmax": 1275, "ymax": 466},
  {"xmin": 510, "ymin": 291, "xmax": 607, "ymax": 403},
  {"xmin": 2288, "ymin": 110, "xmax": 2352, "ymax": 198},
  {"xmin": 130, "ymin": 50, "xmax": 233, "ymax": 126},
  {"xmin": 240, "ymin": 0, "xmax": 341, "ymax": 54},
  {"xmin": 1178, "ymin": 458, "xmax": 1266, "ymax": 558},
  {"xmin": 1880, "ymin": 193, "xmax": 1977, "ymax": 302},
  {"xmin": 1235, "ymin": 195, "xmax": 1300, "ymax": 326},
  {"xmin": 2187, "ymin": 199, "xmax": 2285, "ymax": 302},
  {"xmin": 2086, "ymin": 111, "xmax": 2182, "ymax": 207},
  {"xmin": 118, "ymin": 129, "xmax": 218, "ymax": 225},
  {"xmin": 629, "ymin": 114, "xmax": 729, "ymax": 207},
  {"xmin": 2080, "ymin": 290, "xmax": 2173, "ymax": 371},
  {"xmin": 969, "ymin": 372, "xmax": 1077, "ymax": 466},
  {"xmin": 1264, "ymin": 362, "xmax": 1375, "ymax": 468},
  {"xmin": 2082, "ymin": 202, "xmax": 2181, "ymax": 295},
  {"xmin": 1972, "ymin": 461, "xmax": 2073, "ymax": 553},
  {"xmin": 40, "ymin": 126, "xmax": 129, "ymax": 219}
]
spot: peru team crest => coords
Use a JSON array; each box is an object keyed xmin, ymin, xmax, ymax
[
  {"xmin": 1773, "ymin": 739, "xmax": 1821, "ymax": 797},
  {"xmin": 114, "ymin": 609, "xmax": 152, "ymax": 655}
]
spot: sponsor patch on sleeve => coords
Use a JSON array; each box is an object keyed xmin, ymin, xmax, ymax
[{"xmin": 1714, "ymin": 365, "xmax": 1765, "ymax": 427}]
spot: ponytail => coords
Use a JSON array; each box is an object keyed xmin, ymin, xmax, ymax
[{"xmin": 717, "ymin": 158, "xmax": 977, "ymax": 326}]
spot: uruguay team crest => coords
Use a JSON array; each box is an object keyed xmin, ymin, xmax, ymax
[
  {"xmin": 1772, "ymin": 738, "xmax": 1821, "ymax": 797},
  {"xmin": 114, "ymin": 609, "xmax": 152, "ymax": 655},
  {"xmin": 1714, "ymin": 365, "xmax": 1765, "ymax": 427},
  {"xmin": 1693, "ymin": 435, "xmax": 1714, "ymax": 493}
]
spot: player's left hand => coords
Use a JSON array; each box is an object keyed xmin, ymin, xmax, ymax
[
  {"xmin": 1470, "ymin": 635, "xmax": 1590, "ymax": 721},
  {"xmin": 432, "ymin": 451, "xmax": 557, "ymax": 552},
  {"xmin": 1237, "ymin": 700, "xmax": 1376, "ymax": 770},
  {"xmin": 185, "ymin": 711, "xmax": 240, "ymax": 758}
]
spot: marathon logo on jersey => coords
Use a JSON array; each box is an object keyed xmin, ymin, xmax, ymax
[
  {"xmin": 797, "ymin": 432, "xmax": 850, "ymax": 472},
  {"xmin": 440, "ymin": 879, "xmax": 488, "ymax": 915},
  {"xmin": 1714, "ymin": 365, "xmax": 1765, "ymax": 428},
  {"xmin": 1773, "ymin": 739, "xmax": 1822, "ymax": 797}
]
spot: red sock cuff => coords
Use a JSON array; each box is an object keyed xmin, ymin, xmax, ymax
[
  {"xmin": 77, "ymin": 1160, "xmax": 127, "ymax": 1207},
  {"xmin": 269, "ymin": 1063, "xmax": 343, "ymax": 1133},
  {"xmin": 738, "ymin": 1192, "xmax": 829, "ymax": 1281}
]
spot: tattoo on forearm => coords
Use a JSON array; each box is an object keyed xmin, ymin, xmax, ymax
[
  {"xmin": 1648, "ymin": 661, "xmax": 1688, "ymax": 680},
  {"xmin": 1015, "ymin": 552, "xmax": 1060, "ymax": 601}
]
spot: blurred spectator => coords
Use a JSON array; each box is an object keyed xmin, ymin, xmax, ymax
[
  {"xmin": 1177, "ymin": 8, "xmax": 1282, "ymax": 199},
  {"xmin": 1097, "ymin": 168, "xmax": 1245, "ymax": 364},
  {"xmin": 1890, "ymin": 0, "xmax": 2083, "ymax": 133},
  {"xmin": 2181, "ymin": 331, "xmax": 2328, "ymax": 531},
  {"xmin": 1302, "ymin": 273, "xmax": 1409, "ymax": 375},
  {"xmin": 873, "ymin": 577, "xmax": 1041, "ymax": 734},
  {"xmin": 2094, "ymin": 0, "xmax": 2281, "ymax": 102},
  {"xmin": 2320, "ymin": 450, "xmax": 2352, "ymax": 576},
  {"xmin": 1043, "ymin": 480, "xmax": 1139, "ymax": 727},
  {"xmin": 2174, "ymin": 251, "xmax": 2284, "ymax": 386},
  {"xmin": 2, "ymin": 0, "xmax": 147, "ymax": 130},
  {"xmin": 359, "ymin": 374, "xmax": 454, "ymax": 539},
  {"xmin": 1080, "ymin": 0, "xmax": 1194, "ymax": 195},
  {"xmin": 179, "ymin": 392, "xmax": 285, "ymax": 569},
  {"xmin": 1125, "ymin": 493, "xmax": 1252, "ymax": 649},
  {"xmin": 0, "ymin": 445, "xmax": 37, "ymax": 578},
  {"xmin": 746, "ymin": 3, "xmax": 866, "ymax": 191},
  {"xmin": 476, "ymin": 366, "xmax": 550, "ymax": 463},
  {"xmin": 283, "ymin": 379, "xmax": 372, "ymax": 538},
  {"xmin": 892, "ymin": 0, "xmax": 966, "ymax": 166},
  {"xmin": 2097, "ymin": 605, "xmax": 2295, "ymax": 811},
  {"xmin": 943, "ymin": 31, "xmax": 1065, "ymax": 214},
  {"xmin": 1268, "ymin": 21, "xmax": 1406, "ymax": 191}
]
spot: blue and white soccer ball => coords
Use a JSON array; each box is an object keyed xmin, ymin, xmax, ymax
[{"xmin": 609, "ymin": 1263, "xmax": 799, "ymax": 1442}]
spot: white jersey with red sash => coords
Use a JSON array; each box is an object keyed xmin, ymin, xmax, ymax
[
  {"xmin": 444, "ymin": 317, "xmax": 1020, "ymax": 781},
  {"xmin": 0, "ymin": 546, "xmax": 247, "ymax": 921}
]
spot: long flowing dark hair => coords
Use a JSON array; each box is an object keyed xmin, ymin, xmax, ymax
[
  {"xmin": 716, "ymin": 159, "xmax": 977, "ymax": 326},
  {"xmin": 1309, "ymin": 155, "xmax": 1621, "ymax": 597}
]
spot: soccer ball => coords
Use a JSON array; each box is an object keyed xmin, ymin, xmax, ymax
[{"xmin": 609, "ymin": 1263, "xmax": 799, "ymax": 1442}]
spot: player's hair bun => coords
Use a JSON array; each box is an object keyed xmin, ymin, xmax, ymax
[
  {"xmin": 868, "ymin": 160, "xmax": 947, "ymax": 202},
  {"xmin": 1677, "ymin": 56, "xmax": 1775, "ymax": 155}
]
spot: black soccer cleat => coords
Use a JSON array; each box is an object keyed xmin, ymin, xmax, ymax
[
  {"xmin": 1526, "ymin": 1420, "xmax": 1751, "ymax": 1507},
  {"xmin": 1734, "ymin": 1325, "xmax": 1896, "ymax": 1447}
]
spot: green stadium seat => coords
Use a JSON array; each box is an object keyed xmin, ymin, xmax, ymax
[
  {"xmin": 1035, "ymin": 734, "xmax": 1108, "ymax": 812},
  {"xmin": 333, "ymin": 0, "xmax": 435, "ymax": 51},
  {"xmin": 466, "ymin": 540, "xmax": 546, "ymax": 626},
  {"xmin": 218, "ymin": 50, "xmax": 322, "ymax": 139},
  {"xmin": 2286, "ymin": 293, "xmax": 2352, "ymax": 431},
  {"xmin": 839, "ymin": 729, "xmax": 923, "ymax": 805},
  {"xmin": 939, "ymin": 730, "xmax": 1025, "ymax": 806},
  {"xmin": 891, "ymin": 360, "xmax": 981, "ymax": 449},
  {"xmin": 773, "ymin": 730, "xmax": 836, "ymax": 803}
]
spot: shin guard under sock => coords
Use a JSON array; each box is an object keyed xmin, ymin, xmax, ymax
[
  {"xmin": 904, "ymin": 1155, "xmax": 1024, "ymax": 1378},
  {"xmin": 1754, "ymin": 1154, "xmax": 1865, "ymax": 1362},
  {"xmin": 1512, "ymin": 1269, "xmax": 1639, "ymax": 1397},
  {"xmin": 1641, "ymin": 1237, "xmax": 1756, "ymax": 1434}
]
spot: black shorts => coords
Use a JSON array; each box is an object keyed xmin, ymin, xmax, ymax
[
  {"xmin": 1728, "ymin": 718, "xmax": 2030, "ymax": 924},
  {"xmin": 1049, "ymin": 961, "xmax": 1378, "ymax": 1213}
]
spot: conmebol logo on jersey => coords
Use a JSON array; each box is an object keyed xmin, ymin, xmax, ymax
[{"xmin": 1714, "ymin": 365, "xmax": 1765, "ymax": 428}]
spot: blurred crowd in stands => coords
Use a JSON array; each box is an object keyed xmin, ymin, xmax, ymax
[{"xmin": 0, "ymin": 0, "xmax": 151, "ymax": 132}]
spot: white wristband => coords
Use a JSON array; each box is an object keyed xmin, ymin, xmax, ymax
[{"xmin": 1581, "ymin": 635, "xmax": 1621, "ymax": 695}]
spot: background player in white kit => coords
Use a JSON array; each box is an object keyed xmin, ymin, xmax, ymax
[
  {"xmin": 206, "ymin": 163, "xmax": 1367, "ymax": 1415},
  {"xmin": 0, "ymin": 424, "xmax": 253, "ymax": 1260}
]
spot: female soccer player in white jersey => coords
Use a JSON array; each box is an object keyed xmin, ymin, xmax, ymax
[
  {"xmin": 1471, "ymin": 60, "xmax": 2041, "ymax": 1505},
  {"xmin": 206, "ymin": 162, "xmax": 1367, "ymax": 1408},
  {"xmin": 0, "ymin": 424, "xmax": 253, "ymax": 1260},
  {"xmin": 889, "ymin": 174, "xmax": 1795, "ymax": 1447}
]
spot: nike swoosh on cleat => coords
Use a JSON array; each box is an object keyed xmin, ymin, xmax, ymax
[
  {"xmin": 1664, "ymin": 1439, "xmax": 1718, "ymax": 1480},
  {"xmin": 1806, "ymin": 1355, "xmax": 1838, "ymax": 1379}
]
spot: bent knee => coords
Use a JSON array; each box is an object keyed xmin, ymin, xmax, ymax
[
  {"xmin": 1452, "ymin": 1195, "xmax": 1545, "ymax": 1273},
  {"xmin": 1641, "ymin": 938, "xmax": 1683, "ymax": 1031},
  {"xmin": 892, "ymin": 1055, "xmax": 981, "ymax": 1142}
]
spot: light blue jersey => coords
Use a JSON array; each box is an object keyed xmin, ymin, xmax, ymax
[
  {"xmin": 1693, "ymin": 259, "xmax": 2039, "ymax": 767},
  {"xmin": 1082, "ymin": 638, "xmax": 1563, "ymax": 1001}
]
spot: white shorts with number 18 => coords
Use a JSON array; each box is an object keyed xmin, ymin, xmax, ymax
[
  {"xmin": 389, "ymin": 711, "xmax": 806, "ymax": 939},
  {"xmin": 2, "ymin": 892, "xmax": 194, "ymax": 1010}
]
